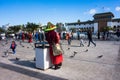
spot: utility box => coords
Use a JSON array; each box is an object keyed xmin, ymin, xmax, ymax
[{"xmin": 34, "ymin": 42, "xmax": 51, "ymax": 70}]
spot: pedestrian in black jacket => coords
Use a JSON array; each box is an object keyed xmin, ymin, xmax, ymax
[{"xmin": 87, "ymin": 30, "xmax": 96, "ymax": 47}]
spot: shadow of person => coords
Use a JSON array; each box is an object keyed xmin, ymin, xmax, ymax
[
  {"xmin": 0, "ymin": 62, "xmax": 67, "ymax": 80},
  {"xmin": 9, "ymin": 59, "xmax": 36, "ymax": 69}
]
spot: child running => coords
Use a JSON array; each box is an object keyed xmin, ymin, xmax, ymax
[{"xmin": 10, "ymin": 41, "xmax": 17, "ymax": 54}]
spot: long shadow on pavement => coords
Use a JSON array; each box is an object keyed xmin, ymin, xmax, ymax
[
  {"xmin": 0, "ymin": 62, "xmax": 67, "ymax": 80},
  {"xmin": 9, "ymin": 59, "xmax": 35, "ymax": 69}
]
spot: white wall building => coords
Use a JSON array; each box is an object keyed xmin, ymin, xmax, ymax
[{"xmin": 65, "ymin": 12, "xmax": 120, "ymax": 34}]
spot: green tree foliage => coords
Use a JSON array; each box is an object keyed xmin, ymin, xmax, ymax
[
  {"xmin": 77, "ymin": 19, "xmax": 80, "ymax": 23},
  {"xmin": 7, "ymin": 25, "xmax": 21, "ymax": 33},
  {"xmin": 0, "ymin": 27, "xmax": 6, "ymax": 33},
  {"xmin": 6, "ymin": 22, "xmax": 39, "ymax": 34},
  {"xmin": 26, "ymin": 22, "xmax": 39, "ymax": 32},
  {"xmin": 103, "ymin": 26, "xmax": 112, "ymax": 32},
  {"xmin": 56, "ymin": 23, "xmax": 66, "ymax": 32},
  {"xmin": 62, "ymin": 27, "xmax": 66, "ymax": 31},
  {"xmin": 69, "ymin": 28, "xmax": 76, "ymax": 32}
]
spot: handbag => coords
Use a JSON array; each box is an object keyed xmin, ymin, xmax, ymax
[{"xmin": 52, "ymin": 42, "xmax": 63, "ymax": 56}]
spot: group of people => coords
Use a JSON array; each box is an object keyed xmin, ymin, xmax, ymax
[
  {"xmin": 9, "ymin": 22, "xmax": 63, "ymax": 70},
  {"xmin": 8, "ymin": 22, "xmax": 97, "ymax": 70},
  {"xmin": 44, "ymin": 22, "xmax": 96, "ymax": 70},
  {"xmin": 5, "ymin": 21, "xmax": 120, "ymax": 71},
  {"xmin": 34, "ymin": 30, "xmax": 44, "ymax": 42},
  {"xmin": 15, "ymin": 32, "xmax": 33, "ymax": 43},
  {"xmin": 62, "ymin": 30, "xmax": 96, "ymax": 47}
]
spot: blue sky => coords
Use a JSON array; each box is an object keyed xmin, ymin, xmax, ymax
[{"xmin": 0, "ymin": 0, "xmax": 120, "ymax": 26}]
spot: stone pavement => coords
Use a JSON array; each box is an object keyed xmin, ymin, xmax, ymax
[{"xmin": 0, "ymin": 39, "xmax": 120, "ymax": 80}]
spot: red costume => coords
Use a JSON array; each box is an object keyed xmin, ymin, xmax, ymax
[
  {"xmin": 28, "ymin": 33, "xmax": 32, "ymax": 43},
  {"xmin": 45, "ymin": 30, "xmax": 63, "ymax": 65},
  {"xmin": 22, "ymin": 33, "xmax": 25, "ymax": 42},
  {"xmin": 66, "ymin": 33, "xmax": 70, "ymax": 40}
]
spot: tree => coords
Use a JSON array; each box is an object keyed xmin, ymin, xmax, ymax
[
  {"xmin": 62, "ymin": 26, "xmax": 66, "ymax": 31},
  {"xmin": 103, "ymin": 26, "xmax": 112, "ymax": 32},
  {"xmin": 69, "ymin": 28, "xmax": 76, "ymax": 32},
  {"xmin": 77, "ymin": 19, "xmax": 80, "ymax": 23},
  {"xmin": 7, "ymin": 25, "xmax": 21, "ymax": 33},
  {"xmin": 0, "ymin": 27, "xmax": 6, "ymax": 33},
  {"xmin": 56, "ymin": 23, "xmax": 66, "ymax": 32},
  {"xmin": 26, "ymin": 22, "xmax": 39, "ymax": 32}
]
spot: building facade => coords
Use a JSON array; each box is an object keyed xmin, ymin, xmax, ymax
[{"xmin": 65, "ymin": 12, "xmax": 120, "ymax": 33}]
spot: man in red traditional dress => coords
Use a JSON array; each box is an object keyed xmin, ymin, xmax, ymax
[
  {"xmin": 28, "ymin": 32, "xmax": 32, "ymax": 43},
  {"xmin": 45, "ymin": 22, "xmax": 63, "ymax": 70},
  {"xmin": 22, "ymin": 32, "xmax": 25, "ymax": 42}
]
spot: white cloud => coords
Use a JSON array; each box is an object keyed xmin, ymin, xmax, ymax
[
  {"xmin": 83, "ymin": 9, "xmax": 97, "ymax": 15},
  {"xmin": 89, "ymin": 9, "xmax": 96, "ymax": 14},
  {"xmin": 115, "ymin": 6, "xmax": 120, "ymax": 11}
]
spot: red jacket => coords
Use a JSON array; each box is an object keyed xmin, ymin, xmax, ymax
[{"xmin": 45, "ymin": 30, "xmax": 63, "ymax": 65}]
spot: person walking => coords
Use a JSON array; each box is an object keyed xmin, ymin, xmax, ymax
[
  {"xmin": 28, "ymin": 32, "xmax": 32, "ymax": 43},
  {"xmin": 22, "ymin": 32, "xmax": 25, "ymax": 42},
  {"xmin": 66, "ymin": 32, "xmax": 71, "ymax": 45},
  {"xmin": 116, "ymin": 29, "xmax": 120, "ymax": 37},
  {"xmin": 87, "ymin": 29, "xmax": 96, "ymax": 47},
  {"xmin": 45, "ymin": 22, "xmax": 63, "ymax": 70},
  {"xmin": 35, "ymin": 32, "xmax": 39, "ymax": 42},
  {"xmin": 38, "ymin": 28, "xmax": 44, "ymax": 42},
  {"xmin": 80, "ymin": 37, "xmax": 84, "ymax": 47}
]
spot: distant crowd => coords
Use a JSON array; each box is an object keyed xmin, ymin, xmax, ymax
[{"xmin": 0, "ymin": 29, "xmax": 120, "ymax": 42}]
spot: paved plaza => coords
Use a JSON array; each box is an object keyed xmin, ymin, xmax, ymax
[{"xmin": 0, "ymin": 39, "xmax": 120, "ymax": 80}]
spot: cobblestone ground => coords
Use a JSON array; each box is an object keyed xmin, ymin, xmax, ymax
[{"xmin": 0, "ymin": 39, "xmax": 120, "ymax": 80}]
